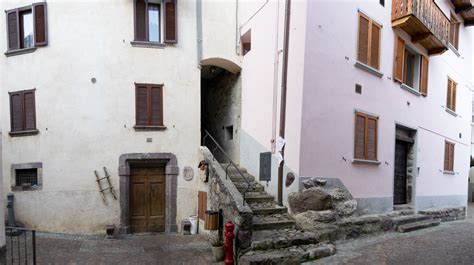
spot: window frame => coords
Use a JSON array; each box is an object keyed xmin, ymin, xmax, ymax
[
  {"xmin": 134, "ymin": 83, "xmax": 166, "ymax": 131},
  {"xmin": 11, "ymin": 162, "xmax": 43, "ymax": 191},
  {"xmin": 9, "ymin": 88, "xmax": 38, "ymax": 137},
  {"xmin": 353, "ymin": 111, "xmax": 379, "ymax": 163},
  {"xmin": 356, "ymin": 11, "xmax": 382, "ymax": 71}
]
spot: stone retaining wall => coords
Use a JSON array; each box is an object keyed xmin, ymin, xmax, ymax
[
  {"xmin": 201, "ymin": 147, "xmax": 253, "ymax": 250},
  {"xmin": 418, "ymin": 207, "xmax": 466, "ymax": 222}
]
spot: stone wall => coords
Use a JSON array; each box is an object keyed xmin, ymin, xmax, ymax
[
  {"xmin": 419, "ymin": 207, "xmax": 466, "ymax": 222},
  {"xmin": 200, "ymin": 147, "xmax": 253, "ymax": 250}
]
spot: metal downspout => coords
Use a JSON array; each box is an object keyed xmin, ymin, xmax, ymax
[{"xmin": 277, "ymin": 0, "xmax": 291, "ymax": 206}]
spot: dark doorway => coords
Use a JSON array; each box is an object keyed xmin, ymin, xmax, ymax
[
  {"xmin": 129, "ymin": 165, "xmax": 166, "ymax": 233},
  {"xmin": 201, "ymin": 65, "xmax": 241, "ymax": 162},
  {"xmin": 394, "ymin": 140, "xmax": 408, "ymax": 205}
]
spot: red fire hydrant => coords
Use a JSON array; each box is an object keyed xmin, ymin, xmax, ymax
[{"xmin": 224, "ymin": 221, "xmax": 235, "ymax": 265}]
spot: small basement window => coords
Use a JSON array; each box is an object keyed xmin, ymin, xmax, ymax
[
  {"xmin": 11, "ymin": 162, "xmax": 42, "ymax": 191},
  {"xmin": 241, "ymin": 29, "xmax": 251, "ymax": 55},
  {"xmin": 225, "ymin": 125, "xmax": 234, "ymax": 140}
]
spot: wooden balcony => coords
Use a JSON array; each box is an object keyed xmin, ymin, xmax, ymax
[
  {"xmin": 392, "ymin": 0, "xmax": 450, "ymax": 55},
  {"xmin": 451, "ymin": 0, "xmax": 474, "ymax": 26}
]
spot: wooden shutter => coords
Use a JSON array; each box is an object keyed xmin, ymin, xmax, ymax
[
  {"xmin": 370, "ymin": 23, "xmax": 381, "ymax": 70},
  {"xmin": 7, "ymin": 10, "xmax": 20, "ymax": 50},
  {"xmin": 136, "ymin": 85, "xmax": 149, "ymax": 126},
  {"xmin": 33, "ymin": 2, "xmax": 48, "ymax": 46},
  {"xmin": 393, "ymin": 36, "xmax": 405, "ymax": 83},
  {"xmin": 10, "ymin": 92, "xmax": 23, "ymax": 132},
  {"xmin": 150, "ymin": 85, "xmax": 163, "ymax": 126},
  {"xmin": 419, "ymin": 56, "xmax": 429, "ymax": 96},
  {"xmin": 449, "ymin": 143, "xmax": 455, "ymax": 171},
  {"xmin": 444, "ymin": 142, "xmax": 454, "ymax": 171},
  {"xmin": 164, "ymin": 0, "xmax": 178, "ymax": 43},
  {"xmin": 134, "ymin": 0, "xmax": 147, "ymax": 41},
  {"xmin": 198, "ymin": 191, "xmax": 207, "ymax": 220},
  {"xmin": 452, "ymin": 81, "xmax": 457, "ymax": 112},
  {"xmin": 358, "ymin": 14, "xmax": 369, "ymax": 65},
  {"xmin": 354, "ymin": 114, "xmax": 366, "ymax": 160},
  {"xmin": 23, "ymin": 91, "xmax": 36, "ymax": 130},
  {"xmin": 366, "ymin": 117, "xmax": 377, "ymax": 161},
  {"xmin": 444, "ymin": 142, "xmax": 450, "ymax": 170}
]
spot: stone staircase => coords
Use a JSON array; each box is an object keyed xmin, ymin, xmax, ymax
[
  {"xmin": 392, "ymin": 214, "xmax": 440, "ymax": 233},
  {"xmin": 221, "ymin": 164, "xmax": 335, "ymax": 264}
]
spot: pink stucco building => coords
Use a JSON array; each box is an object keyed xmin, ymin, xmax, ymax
[{"xmin": 239, "ymin": 0, "xmax": 474, "ymax": 214}]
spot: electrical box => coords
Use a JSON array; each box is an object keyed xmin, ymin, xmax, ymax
[{"xmin": 259, "ymin": 152, "xmax": 272, "ymax": 182}]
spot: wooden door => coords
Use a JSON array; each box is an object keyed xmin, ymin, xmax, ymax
[
  {"xmin": 130, "ymin": 166, "xmax": 165, "ymax": 233},
  {"xmin": 393, "ymin": 140, "xmax": 408, "ymax": 205}
]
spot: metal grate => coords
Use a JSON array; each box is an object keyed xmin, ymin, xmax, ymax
[{"xmin": 16, "ymin": 169, "xmax": 38, "ymax": 187}]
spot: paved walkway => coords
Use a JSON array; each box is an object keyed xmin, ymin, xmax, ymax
[
  {"xmin": 308, "ymin": 203, "xmax": 474, "ymax": 265},
  {"xmin": 27, "ymin": 233, "xmax": 213, "ymax": 265}
]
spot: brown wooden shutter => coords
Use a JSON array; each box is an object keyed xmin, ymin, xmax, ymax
[
  {"xmin": 370, "ymin": 23, "xmax": 381, "ymax": 70},
  {"xmin": 449, "ymin": 143, "xmax": 455, "ymax": 171},
  {"xmin": 452, "ymin": 81, "xmax": 457, "ymax": 112},
  {"xmin": 23, "ymin": 91, "xmax": 36, "ymax": 130},
  {"xmin": 444, "ymin": 142, "xmax": 450, "ymax": 170},
  {"xmin": 393, "ymin": 36, "xmax": 405, "ymax": 83},
  {"xmin": 150, "ymin": 85, "xmax": 163, "ymax": 126},
  {"xmin": 33, "ymin": 2, "xmax": 48, "ymax": 46},
  {"xmin": 7, "ymin": 10, "xmax": 20, "ymax": 50},
  {"xmin": 198, "ymin": 191, "xmax": 207, "ymax": 220},
  {"xmin": 164, "ymin": 0, "xmax": 177, "ymax": 43},
  {"xmin": 136, "ymin": 85, "xmax": 149, "ymax": 126},
  {"xmin": 358, "ymin": 14, "xmax": 369, "ymax": 65},
  {"xmin": 366, "ymin": 117, "xmax": 377, "ymax": 161},
  {"xmin": 447, "ymin": 79, "xmax": 453, "ymax": 110},
  {"xmin": 10, "ymin": 92, "xmax": 23, "ymax": 132},
  {"xmin": 134, "ymin": 0, "xmax": 147, "ymax": 41},
  {"xmin": 420, "ymin": 56, "xmax": 429, "ymax": 96},
  {"xmin": 354, "ymin": 114, "xmax": 366, "ymax": 160}
]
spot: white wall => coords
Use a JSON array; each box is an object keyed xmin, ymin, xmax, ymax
[{"xmin": 0, "ymin": 0, "xmax": 206, "ymax": 234}]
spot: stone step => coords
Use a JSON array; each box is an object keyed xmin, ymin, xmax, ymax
[
  {"xmin": 245, "ymin": 194, "xmax": 274, "ymax": 203},
  {"xmin": 248, "ymin": 201, "xmax": 276, "ymax": 209},
  {"xmin": 252, "ymin": 206, "xmax": 288, "ymax": 216},
  {"xmin": 251, "ymin": 229, "xmax": 319, "ymax": 251},
  {"xmin": 235, "ymin": 182, "xmax": 265, "ymax": 193},
  {"xmin": 393, "ymin": 204, "xmax": 414, "ymax": 211},
  {"xmin": 220, "ymin": 163, "xmax": 247, "ymax": 174},
  {"xmin": 239, "ymin": 243, "xmax": 336, "ymax": 265},
  {"xmin": 397, "ymin": 219, "xmax": 440, "ymax": 233},
  {"xmin": 229, "ymin": 173, "xmax": 256, "ymax": 183},
  {"xmin": 392, "ymin": 214, "xmax": 432, "ymax": 227},
  {"xmin": 253, "ymin": 219, "xmax": 295, "ymax": 231}
]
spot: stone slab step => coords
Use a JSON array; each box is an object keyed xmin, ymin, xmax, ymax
[
  {"xmin": 253, "ymin": 220, "xmax": 295, "ymax": 231},
  {"xmin": 397, "ymin": 219, "xmax": 440, "ymax": 233},
  {"xmin": 248, "ymin": 201, "xmax": 276, "ymax": 209},
  {"xmin": 392, "ymin": 214, "xmax": 432, "ymax": 227},
  {"xmin": 252, "ymin": 206, "xmax": 288, "ymax": 216},
  {"xmin": 220, "ymin": 163, "xmax": 247, "ymax": 173},
  {"xmin": 245, "ymin": 194, "xmax": 274, "ymax": 203},
  {"xmin": 251, "ymin": 229, "xmax": 319, "ymax": 251},
  {"xmin": 229, "ymin": 173, "xmax": 256, "ymax": 183},
  {"xmin": 393, "ymin": 204, "xmax": 414, "ymax": 211},
  {"xmin": 240, "ymin": 243, "xmax": 336, "ymax": 265},
  {"xmin": 235, "ymin": 182, "xmax": 264, "ymax": 193}
]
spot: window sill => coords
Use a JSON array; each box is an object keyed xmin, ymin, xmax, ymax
[
  {"xmin": 443, "ymin": 170, "xmax": 455, "ymax": 175},
  {"xmin": 9, "ymin": 130, "xmax": 39, "ymax": 137},
  {"xmin": 354, "ymin": 61, "xmax": 384, "ymax": 78},
  {"xmin": 400, "ymin": 84, "xmax": 421, "ymax": 96},
  {"xmin": 130, "ymin": 41, "xmax": 166, "ymax": 49},
  {"xmin": 133, "ymin": 125, "xmax": 167, "ymax": 131},
  {"xmin": 11, "ymin": 185, "xmax": 41, "ymax": 191},
  {"xmin": 352, "ymin": 159, "xmax": 381, "ymax": 165},
  {"xmin": 4, "ymin": 47, "xmax": 37, "ymax": 57},
  {"xmin": 448, "ymin": 43, "xmax": 460, "ymax": 57},
  {"xmin": 445, "ymin": 108, "xmax": 457, "ymax": 117}
]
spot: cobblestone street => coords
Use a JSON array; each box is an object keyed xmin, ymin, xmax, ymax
[
  {"xmin": 23, "ymin": 233, "xmax": 213, "ymax": 265},
  {"xmin": 308, "ymin": 203, "xmax": 474, "ymax": 265}
]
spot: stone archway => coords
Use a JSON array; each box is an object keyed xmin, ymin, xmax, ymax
[{"xmin": 118, "ymin": 153, "xmax": 179, "ymax": 233}]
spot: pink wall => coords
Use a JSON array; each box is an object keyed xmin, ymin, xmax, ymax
[{"xmin": 299, "ymin": 0, "xmax": 473, "ymax": 201}]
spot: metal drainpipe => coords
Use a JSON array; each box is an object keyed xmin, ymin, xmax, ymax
[
  {"xmin": 277, "ymin": 0, "xmax": 291, "ymax": 206},
  {"xmin": 196, "ymin": 0, "xmax": 203, "ymax": 65},
  {"xmin": 271, "ymin": 0, "xmax": 281, "ymax": 154}
]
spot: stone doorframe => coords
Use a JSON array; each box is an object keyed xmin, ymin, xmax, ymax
[
  {"xmin": 395, "ymin": 126, "xmax": 417, "ymax": 205},
  {"xmin": 118, "ymin": 153, "xmax": 179, "ymax": 234}
]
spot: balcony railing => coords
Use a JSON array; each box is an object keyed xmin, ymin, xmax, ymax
[{"xmin": 392, "ymin": 0, "xmax": 450, "ymax": 55}]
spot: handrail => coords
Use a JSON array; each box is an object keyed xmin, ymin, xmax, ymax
[{"xmin": 202, "ymin": 129, "xmax": 252, "ymax": 205}]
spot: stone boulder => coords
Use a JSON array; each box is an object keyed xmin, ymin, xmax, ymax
[
  {"xmin": 302, "ymin": 178, "xmax": 327, "ymax": 189},
  {"xmin": 288, "ymin": 188, "xmax": 332, "ymax": 214},
  {"xmin": 330, "ymin": 187, "xmax": 350, "ymax": 201},
  {"xmin": 334, "ymin": 199, "xmax": 357, "ymax": 216},
  {"xmin": 294, "ymin": 210, "xmax": 337, "ymax": 226}
]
